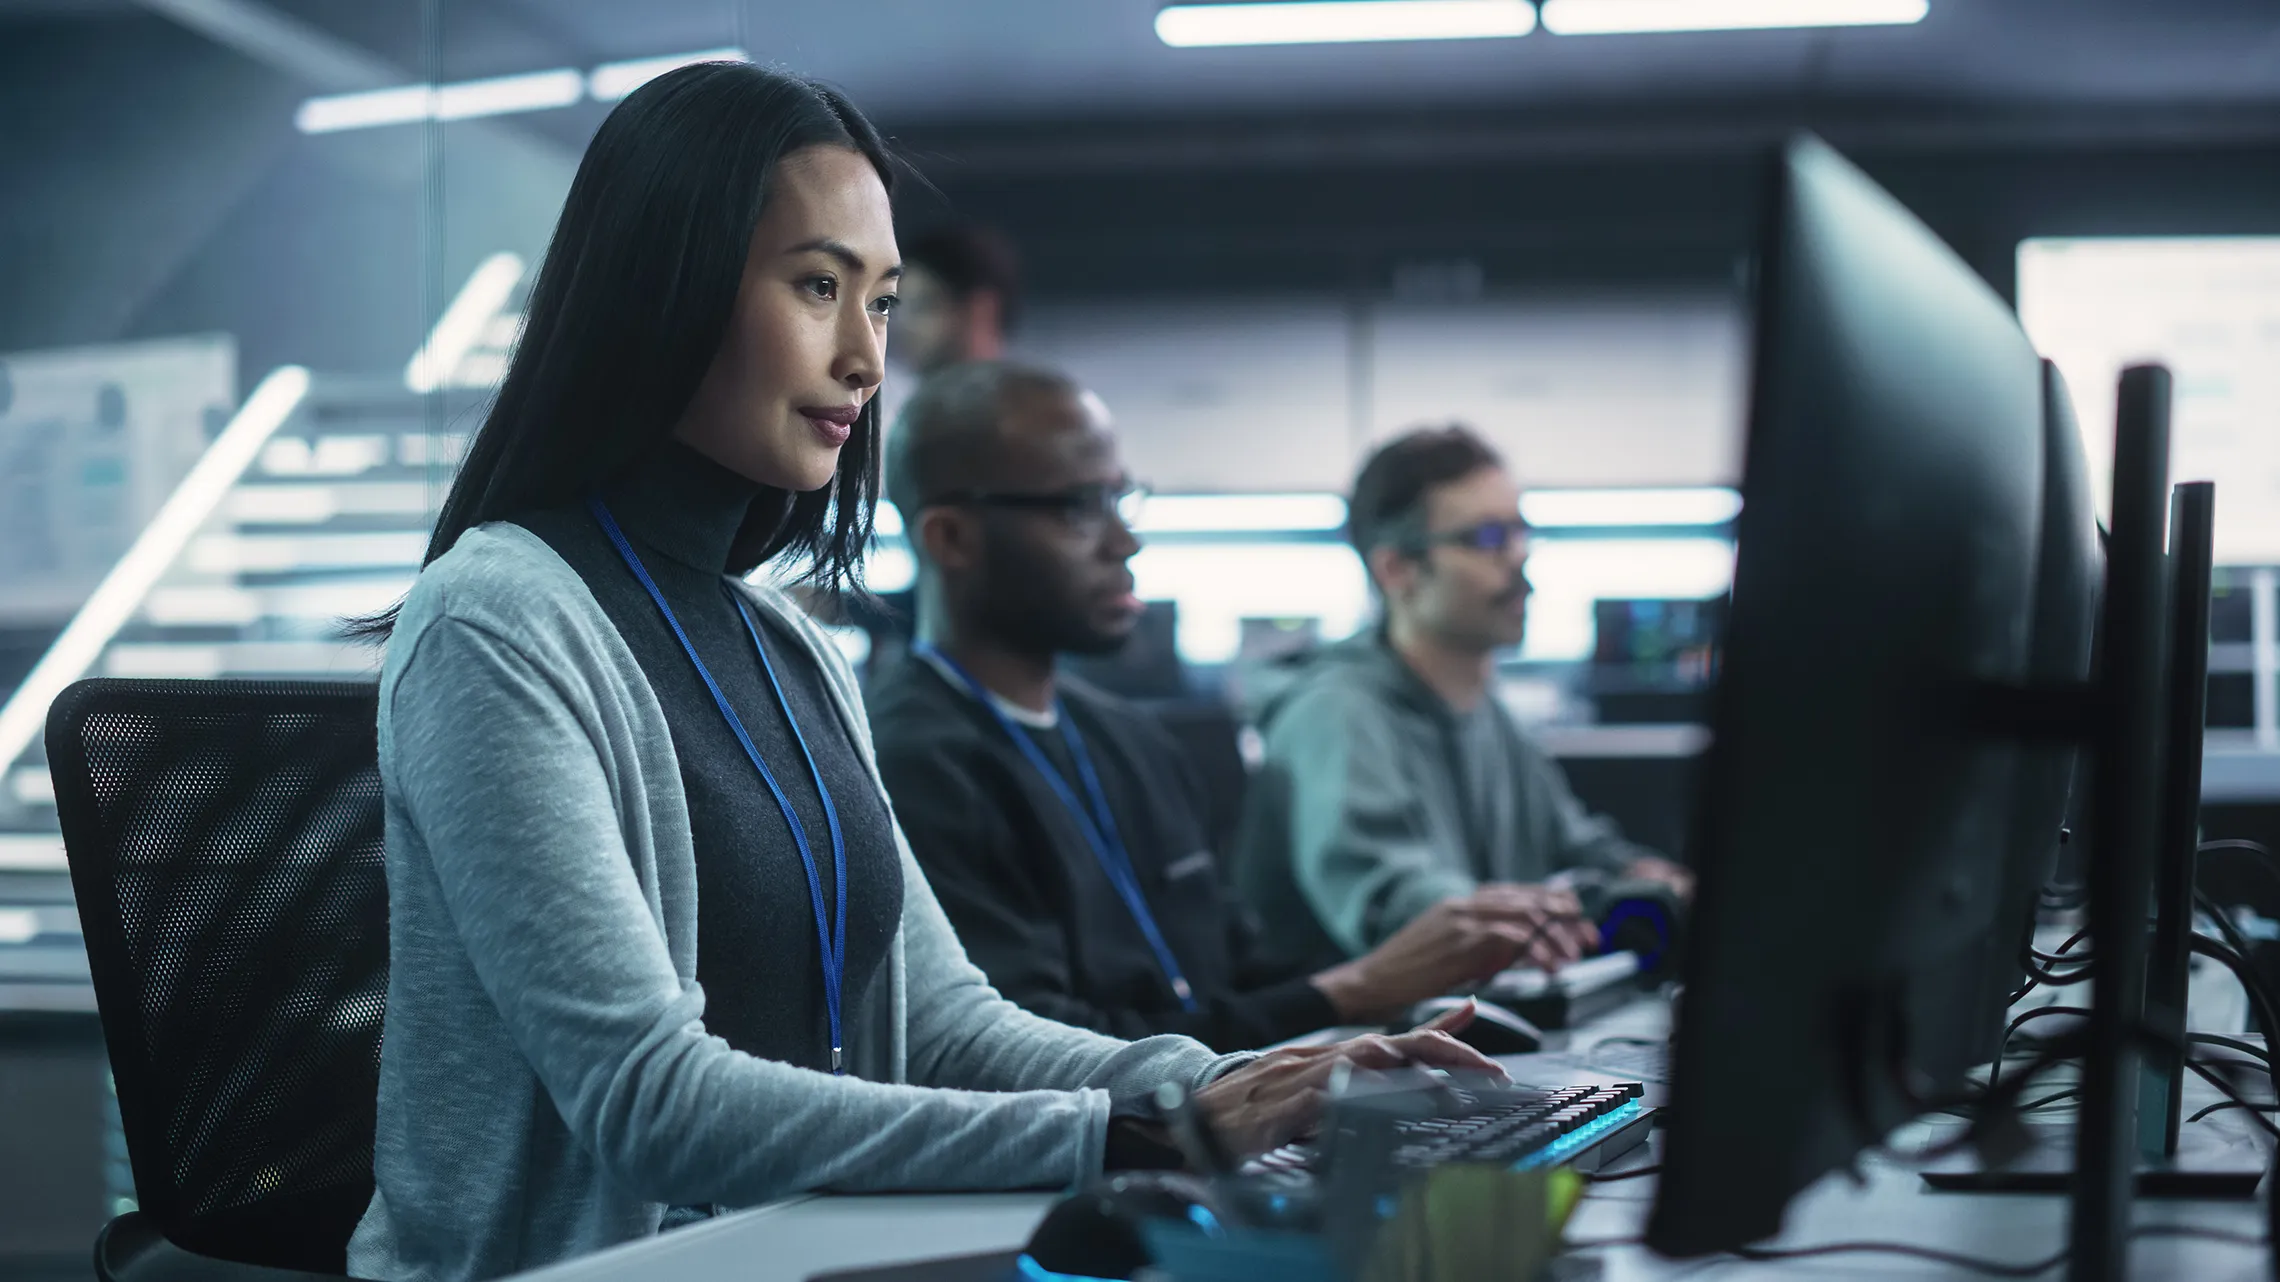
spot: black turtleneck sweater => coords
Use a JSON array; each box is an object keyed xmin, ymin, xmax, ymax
[{"xmin": 511, "ymin": 441, "xmax": 901, "ymax": 1074}]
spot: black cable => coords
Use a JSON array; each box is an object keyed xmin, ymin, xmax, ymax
[
  {"xmin": 2185, "ymin": 935, "xmax": 2280, "ymax": 1091},
  {"xmin": 2183, "ymin": 1060, "xmax": 2280, "ymax": 1138},
  {"xmin": 1731, "ymin": 1242, "xmax": 2067, "ymax": 1276},
  {"xmin": 2200, "ymin": 837, "xmax": 2280, "ymax": 882},
  {"xmin": 1937, "ymin": 1087, "xmax": 2080, "ymax": 1120},
  {"xmin": 1905, "ymin": 1022, "xmax": 2277, "ymax": 1166},
  {"xmin": 2028, "ymin": 926, "xmax": 2091, "ymax": 964},
  {"xmin": 2011, "ymin": 925, "xmax": 2092, "ymax": 1003},
  {"xmin": 2195, "ymin": 890, "xmax": 2269, "ymax": 995},
  {"xmin": 1561, "ymin": 1225, "xmax": 2268, "ymax": 1270},
  {"xmin": 2022, "ymin": 926, "xmax": 2092, "ymax": 974},
  {"xmin": 1988, "ymin": 1006, "xmax": 2091, "ymax": 1093},
  {"xmin": 2188, "ymin": 1099, "xmax": 2280, "ymax": 1124},
  {"xmin": 2189, "ymin": 1033, "xmax": 2272, "ymax": 1064},
  {"xmin": 2195, "ymin": 840, "xmax": 2280, "ymax": 943},
  {"xmin": 2012, "ymin": 958, "xmax": 2092, "ymax": 1003}
]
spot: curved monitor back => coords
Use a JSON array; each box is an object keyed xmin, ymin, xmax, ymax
[{"xmin": 1648, "ymin": 135, "xmax": 2051, "ymax": 1256}]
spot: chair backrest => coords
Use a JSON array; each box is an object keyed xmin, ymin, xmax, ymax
[
  {"xmin": 47, "ymin": 679, "xmax": 386, "ymax": 1274},
  {"xmin": 1141, "ymin": 697, "xmax": 1252, "ymax": 860}
]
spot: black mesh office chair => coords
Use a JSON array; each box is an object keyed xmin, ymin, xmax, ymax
[{"xmin": 47, "ymin": 679, "xmax": 387, "ymax": 1281}]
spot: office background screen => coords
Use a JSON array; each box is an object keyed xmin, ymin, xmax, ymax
[{"xmin": 2018, "ymin": 236, "xmax": 2280, "ymax": 566}]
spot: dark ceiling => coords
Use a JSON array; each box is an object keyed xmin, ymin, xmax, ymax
[
  {"xmin": 4, "ymin": 0, "xmax": 2277, "ymax": 375},
  {"xmin": 10, "ymin": 0, "xmax": 2280, "ymax": 132}
]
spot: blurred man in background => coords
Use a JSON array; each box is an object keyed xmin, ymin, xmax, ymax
[
  {"xmin": 1236, "ymin": 425, "xmax": 1693, "ymax": 975},
  {"xmin": 868, "ymin": 364, "xmax": 1583, "ymax": 1052},
  {"xmin": 892, "ymin": 224, "xmax": 1022, "ymax": 375}
]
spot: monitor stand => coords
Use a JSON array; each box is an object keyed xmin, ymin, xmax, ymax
[
  {"xmin": 1926, "ymin": 478, "xmax": 2272, "ymax": 1204},
  {"xmin": 1919, "ymin": 1117, "xmax": 2270, "ymax": 1200}
]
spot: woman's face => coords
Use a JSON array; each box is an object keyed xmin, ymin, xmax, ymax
[{"xmin": 675, "ymin": 144, "xmax": 899, "ymax": 492}]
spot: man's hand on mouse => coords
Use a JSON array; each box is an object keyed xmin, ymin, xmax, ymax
[
  {"xmin": 1189, "ymin": 1002, "xmax": 1504, "ymax": 1158},
  {"xmin": 1309, "ymin": 891, "xmax": 1576, "ymax": 1021},
  {"xmin": 1622, "ymin": 854, "xmax": 1695, "ymax": 901}
]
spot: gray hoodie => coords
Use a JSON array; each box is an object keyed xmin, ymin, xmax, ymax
[{"xmin": 1234, "ymin": 631, "xmax": 1655, "ymax": 972}]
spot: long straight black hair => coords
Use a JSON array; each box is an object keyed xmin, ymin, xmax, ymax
[{"xmin": 355, "ymin": 63, "xmax": 892, "ymax": 639}]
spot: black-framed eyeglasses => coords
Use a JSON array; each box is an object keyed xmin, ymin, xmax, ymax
[
  {"xmin": 928, "ymin": 481, "xmax": 1150, "ymax": 533},
  {"xmin": 1409, "ymin": 517, "xmax": 1531, "ymax": 555}
]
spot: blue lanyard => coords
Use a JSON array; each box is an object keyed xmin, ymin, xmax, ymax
[
  {"xmin": 589, "ymin": 497, "xmax": 849, "ymax": 1074},
  {"xmin": 912, "ymin": 643, "xmax": 1198, "ymax": 1013}
]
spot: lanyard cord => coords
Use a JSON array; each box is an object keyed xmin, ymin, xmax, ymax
[
  {"xmin": 588, "ymin": 497, "xmax": 849, "ymax": 1073},
  {"xmin": 913, "ymin": 643, "xmax": 1198, "ymax": 1013}
]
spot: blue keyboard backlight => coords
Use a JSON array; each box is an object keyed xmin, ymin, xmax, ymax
[{"xmin": 1511, "ymin": 1099, "xmax": 1646, "ymax": 1172}]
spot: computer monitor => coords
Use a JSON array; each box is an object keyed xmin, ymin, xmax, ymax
[
  {"xmin": 1589, "ymin": 596, "xmax": 1726, "ymax": 724},
  {"xmin": 1647, "ymin": 135, "xmax": 2055, "ymax": 1256},
  {"xmin": 1959, "ymin": 360, "xmax": 2103, "ymax": 1063}
]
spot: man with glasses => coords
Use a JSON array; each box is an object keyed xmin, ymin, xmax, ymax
[
  {"xmin": 1235, "ymin": 426, "xmax": 1692, "ymax": 979},
  {"xmin": 868, "ymin": 364, "xmax": 1554, "ymax": 1051}
]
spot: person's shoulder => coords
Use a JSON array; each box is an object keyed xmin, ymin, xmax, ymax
[
  {"xmin": 1055, "ymin": 671, "xmax": 1146, "ymax": 724},
  {"xmin": 866, "ymin": 654, "xmax": 997, "ymax": 768},
  {"xmin": 392, "ymin": 522, "xmax": 593, "ymax": 655},
  {"xmin": 864, "ymin": 648, "xmax": 936, "ymax": 712},
  {"xmin": 1058, "ymin": 677, "xmax": 1201, "ymax": 775},
  {"xmin": 1269, "ymin": 653, "xmax": 1408, "ymax": 730}
]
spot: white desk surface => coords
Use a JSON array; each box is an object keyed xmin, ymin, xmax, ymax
[
  {"xmin": 510, "ymin": 995, "xmax": 2274, "ymax": 1282},
  {"xmin": 511, "ymin": 1192, "xmax": 1057, "ymax": 1282}
]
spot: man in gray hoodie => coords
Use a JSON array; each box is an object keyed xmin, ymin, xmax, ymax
[{"xmin": 1237, "ymin": 425, "xmax": 1692, "ymax": 974}]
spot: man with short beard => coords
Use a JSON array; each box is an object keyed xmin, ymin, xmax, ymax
[
  {"xmin": 869, "ymin": 364, "xmax": 1583, "ymax": 1052},
  {"xmin": 1234, "ymin": 426, "xmax": 1693, "ymax": 978}
]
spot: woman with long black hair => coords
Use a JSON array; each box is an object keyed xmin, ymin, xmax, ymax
[{"xmin": 351, "ymin": 62, "xmax": 1491, "ymax": 1282}]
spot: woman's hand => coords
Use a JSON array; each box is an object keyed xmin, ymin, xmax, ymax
[{"xmin": 1191, "ymin": 1003, "xmax": 1506, "ymax": 1158}]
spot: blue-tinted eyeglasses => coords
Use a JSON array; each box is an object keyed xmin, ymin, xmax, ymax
[{"xmin": 1411, "ymin": 518, "xmax": 1531, "ymax": 555}]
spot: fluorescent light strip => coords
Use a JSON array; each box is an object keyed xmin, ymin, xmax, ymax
[
  {"xmin": 434, "ymin": 68, "xmax": 584, "ymax": 121},
  {"xmin": 296, "ymin": 68, "xmax": 581, "ymax": 133},
  {"xmin": 297, "ymin": 48, "xmax": 750, "ymax": 133},
  {"xmin": 589, "ymin": 47, "xmax": 750, "ymax": 102},
  {"xmin": 0, "ymin": 366, "xmax": 312, "ymax": 774},
  {"xmin": 1157, "ymin": 0, "xmax": 1535, "ymax": 47},
  {"xmin": 1520, "ymin": 487, "xmax": 1742, "ymax": 528},
  {"xmin": 1136, "ymin": 493, "xmax": 1348, "ymax": 534},
  {"xmin": 406, "ymin": 253, "xmax": 526, "ymax": 394},
  {"xmin": 870, "ymin": 495, "xmax": 1345, "ymax": 538},
  {"xmin": 1540, "ymin": 0, "xmax": 1927, "ymax": 34},
  {"xmin": 295, "ymin": 83, "xmax": 431, "ymax": 133}
]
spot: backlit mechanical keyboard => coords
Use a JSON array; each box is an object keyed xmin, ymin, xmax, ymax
[{"xmin": 1247, "ymin": 1083, "xmax": 1653, "ymax": 1180}]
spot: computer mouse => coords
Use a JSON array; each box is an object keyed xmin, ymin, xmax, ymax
[
  {"xmin": 1022, "ymin": 1171, "xmax": 1222, "ymax": 1281},
  {"xmin": 1398, "ymin": 996, "xmax": 1545, "ymax": 1055}
]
